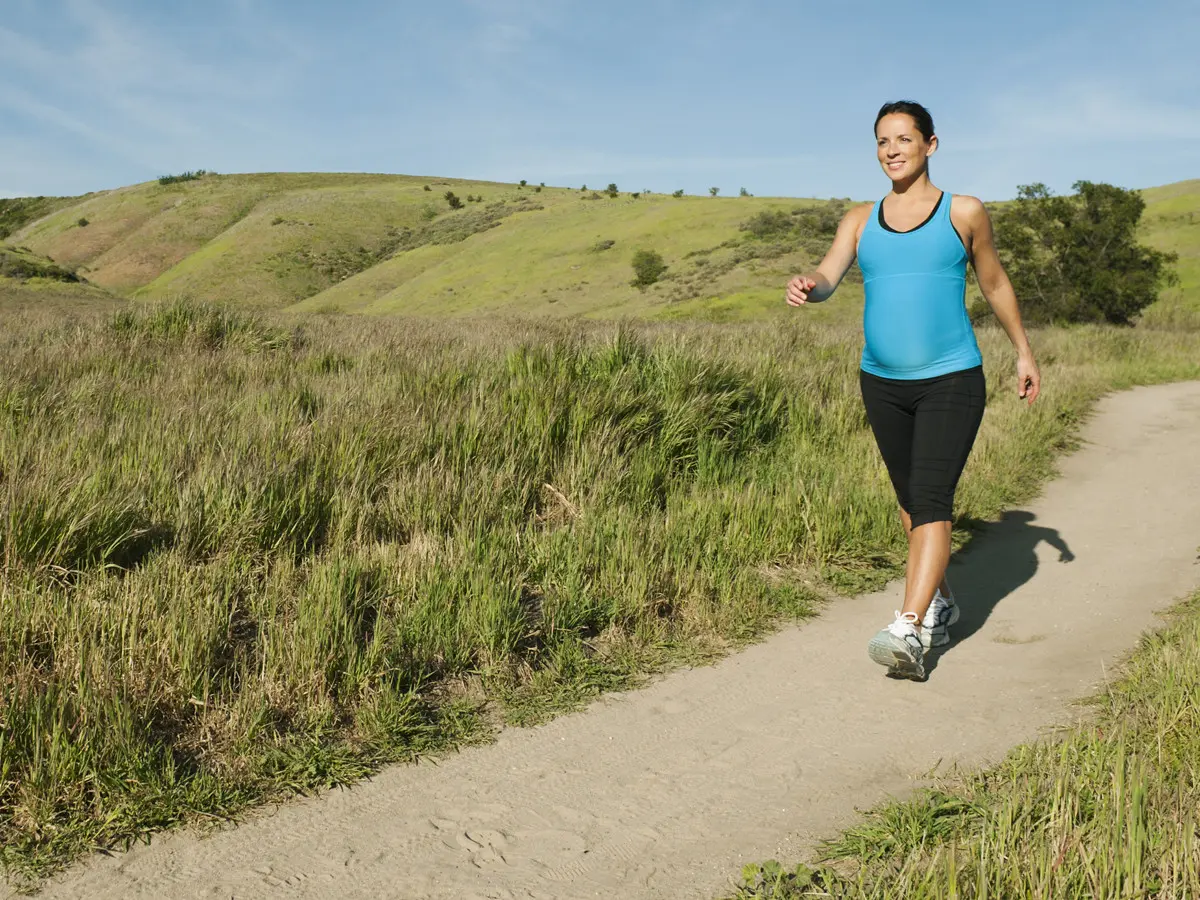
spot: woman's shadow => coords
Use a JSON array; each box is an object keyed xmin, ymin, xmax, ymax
[{"xmin": 924, "ymin": 510, "xmax": 1074, "ymax": 674}]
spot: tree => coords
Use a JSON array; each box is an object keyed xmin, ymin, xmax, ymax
[
  {"xmin": 993, "ymin": 181, "xmax": 1178, "ymax": 325},
  {"xmin": 519, "ymin": 180, "xmax": 527, "ymax": 188},
  {"xmin": 672, "ymin": 189, "xmax": 685, "ymax": 198},
  {"xmin": 709, "ymin": 187, "xmax": 720, "ymax": 197},
  {"xmin": 444, "ymin": 191, "xmax": 463, "ymax": 210},
  {"xmin": 739, "ymin": 187, "xmax": 751, "ymax": 197},
  {"xmin": 606, "ymin": 183, "xmax": 619, "ymax": 198},
  {"xmin": 630, "ymin": 249, "xmax": 667, "ymax": 288}
]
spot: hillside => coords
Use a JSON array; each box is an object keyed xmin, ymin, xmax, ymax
[
  {"xmin": 1137, "ymin": 179, "xmax": 1200, "ymax": 326},
  {"xmin": 5, "ymin": 174, "xmax": 1197, "ymax": 324},
  {"xmin": 0, "ymin": 245, "xmax": 123, "ymax": 316}
]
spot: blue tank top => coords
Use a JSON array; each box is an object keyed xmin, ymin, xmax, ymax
[{"xmin": 856, "ymin": 192, "xmax": 983, "ymax": 379}]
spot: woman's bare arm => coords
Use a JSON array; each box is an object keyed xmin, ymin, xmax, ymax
[
  {"xmin": 957, "ymin": 196, "xmax": 1041, "ymax": 404},
  {"xmin": 786, "ymin": 205, "xmax": 871, "ymax": 305}
]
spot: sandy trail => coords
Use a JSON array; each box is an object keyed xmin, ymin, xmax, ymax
[{"xmin": 25, "ymin": 382, "xmax": 1200, "ymax": 900}]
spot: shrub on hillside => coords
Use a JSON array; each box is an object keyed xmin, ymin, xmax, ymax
[
  {"xmin": 710, "ymin": 187, "xmax": 720, "ymax": 197},
  {"xmin": 444, "ymin": 191, "xmax": 464, "ymax": 210},
  {"xmin": 606, "ymin": 183, "xmax": 619, "ymax": 198},
  {"xmin": 591, "ymin": 239, "xmax": 616, "ymax": 252},
  {"xmin": 158, "ymin": 170, "xmax": 210, "ymax": 186},
  {"xmin": 993, "ymin": 181, "xmax": 1178, "ymax": 325},
  {"xmin": 631, "ymin": 193, "xmax": 641, "ymax": 200},
  {"xmin": 77, "ymin": 217, "xmax": 90, "ymax": 228},
  {"xmin": 0, "ymin": 249, "xmax": 80, "ymax": 283},
  {"xmin": 630, "ymin": 249, "xmax": 668, "ymax": 288},
  {"xmin": 740, "ymin": 187, "xmax": 751, "ymax": 197},
  {"xmin": 673, "ymin": 189, "xmax": 685, "ymax": 199},
  {"xmin": 424, "ymin": 185, "xmax": 432, "ymax": 191}
]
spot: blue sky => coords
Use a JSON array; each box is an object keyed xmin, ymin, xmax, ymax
[{"xmin": 2, "ymin": 0, "xmax": 1197, "ymax": 201}]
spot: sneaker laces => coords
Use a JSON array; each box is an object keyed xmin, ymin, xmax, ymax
[{"xmin": 887, "ymin": 610, "xmax": 920, "ymax": 638}]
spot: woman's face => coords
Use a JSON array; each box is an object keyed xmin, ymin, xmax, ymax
[{"xmin": 875, "ymin": 113, "xmax": 937, "ymax": 183}]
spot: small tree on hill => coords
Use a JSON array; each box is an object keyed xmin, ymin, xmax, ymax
[
  {"xmin": 444, "ymin": 191, "xmax": 464, "ymax": 210},
  {"xmin": 672, "ymin": 189, "xmax": 684, "ymax": 198},
  {"xmin": 606, "ymin": 183, "xmax": 619, "ymax": 198},
  {"xmin": 739, "ymin": 187, "xmax": 751, "ymax": 197},
  {"xmin": 709, "ymin": 187, "xmax": 720, "ymax": 197},
  {"xmin": 630, "ymin": 249, "xmax": 667, "ymax": 288},
  {"xmin": 993, "ymin": 181, "xmax": 1178, "ymax": 325}
]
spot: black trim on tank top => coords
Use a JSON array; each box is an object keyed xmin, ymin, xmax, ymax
[{"xmin": 879, "ymin": 192, "xmax": 943, "ymax": 234}]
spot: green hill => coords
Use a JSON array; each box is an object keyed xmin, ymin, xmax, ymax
[
  {"xmin": 1137, "ymin": 179, "xmax": 1200, "ymax": 327},
  {"xmin": 0, "ymin": 245, "xmax": 122, "ymax": 316},
  {"xmin": 5, "ymin": 174, "xmax": 1197, "ymax": 324}
]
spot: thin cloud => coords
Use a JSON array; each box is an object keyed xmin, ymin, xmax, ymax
[{"xmin": 959, "ymin": 80, "xmax": 1200, "ymax": 151}]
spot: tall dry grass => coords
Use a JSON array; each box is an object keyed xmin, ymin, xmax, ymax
[{"xmin": 3, "ymin": 300, "xmax": 1199, "ymax": 880}]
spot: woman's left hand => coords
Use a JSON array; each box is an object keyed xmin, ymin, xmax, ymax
[{"xmin": 1017, "ymin": 354, "xmax": 1040, "ymax": 405}]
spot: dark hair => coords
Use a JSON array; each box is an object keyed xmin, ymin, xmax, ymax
[{"xmin": 874, "ymin": 100, "xmax": 935, "ymax": 141}]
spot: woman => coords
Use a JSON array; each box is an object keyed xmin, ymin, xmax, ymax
[{"xmin": 786, "ymin": 100, "xmax": 1040, "ymax": 680}]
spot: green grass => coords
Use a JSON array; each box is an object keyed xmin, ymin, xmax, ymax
[
  {"xmin": 0, "ymin": 195, "xmax": 83, "ymax": 241},
  {"xmin": 732, "ymin": 588, "xmax": 1200, "ymax": 899},
  {"xmin": 1137, "ymin": 180, "xmax": 1200, "ymax": 328},
  {"xmin": 0, "ymin": 247, "xmax": 125, "ymax": 319},
  {"xmin": 8, "ymin": 175, "xmax": 1192, "ymax": 324},
  {"xmin": 2, "ymin": 299, "xmax": 1200, "ymax": 887}
]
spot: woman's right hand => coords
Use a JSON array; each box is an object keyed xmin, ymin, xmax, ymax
[{"xmin": 786, "ymin": 275, "xmax": 818, "ymax": 307}]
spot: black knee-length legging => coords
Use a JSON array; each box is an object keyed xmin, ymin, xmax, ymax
[{"xmin": 859, "ymin": 365, "xmax": 986, "ymax": 528}]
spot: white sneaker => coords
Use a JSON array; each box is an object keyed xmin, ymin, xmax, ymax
[
  {"xmin": 921, "ymin": 588, "xmax": 960, "ymax": 650},
  {"xmin": 867, "ymin": 611, "xmax": 926, "ymax": 680}
]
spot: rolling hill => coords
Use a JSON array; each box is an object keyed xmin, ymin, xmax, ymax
[{"xmin": 4, "ymin": 174, "xmax": 1197, "ymax": 324}]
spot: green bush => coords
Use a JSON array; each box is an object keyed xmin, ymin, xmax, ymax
[
  {"xmin": 591, "ymin": 239, "xmax": 616, "ymax": 253},
  {"xmin": 710, "ymin": 187, "xmax": 720, "ymax": 197},
  {"xmin": 630, "ymin": 249, "xmax": 668, "ymax": 288},
  {"xmin": 158, "ymin": 170, "xmax": 210, "ymax": 186},
  {"xmin": 994, "ymin": 181, "xmax": 1178, "ymax": 325},
  {"xmin": 0, "ymin": 249, "xmax": 80, "ymax": 283},
  {"xmin": 673, "ymin": 189, "xmax": 685, "ymax": 199},
  {"xmin": 76, "ymin": 217, "xmax": 89, "ymax": 228},
  {"xmin": 606, "ymin": 183, "xmax": 619, "ymax": 198},
  {"xmin": 444, "ymin": 191, "xmax": 463, "ymax": 210},
  {"xmin": 740, "ymin": 187, "xmax": 751, "ymax": 197}
]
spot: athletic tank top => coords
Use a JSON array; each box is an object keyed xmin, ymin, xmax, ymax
[{"xmin": 856, "ymin": 192, "xmax": 983, "ymax": 379}]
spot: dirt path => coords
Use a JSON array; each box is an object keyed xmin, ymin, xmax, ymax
[{"xmin": 28, "ymin": 382, "xmax": 1200, "ymax": 900}]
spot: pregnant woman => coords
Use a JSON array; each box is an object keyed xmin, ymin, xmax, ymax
[{"xmin": 786, "ymin": 100, "xmax": 1041, "ymax": 680}]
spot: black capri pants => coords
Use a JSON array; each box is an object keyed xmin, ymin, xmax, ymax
[{"xmin": 859, "ymin": 365, "xmax": 986, "ymax": 528}]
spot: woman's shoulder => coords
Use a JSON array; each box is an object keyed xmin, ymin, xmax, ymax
[
  {"xmin": 948, "ymin": 194, "xmax": 988, "ymax": 217},
  {"xmin": 948, "ymin": 194, "xmax": 991, "ymax": 231},
  {"xmin": 842, "ymin": 202, "xmax": 876, "ymax": 226}
]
